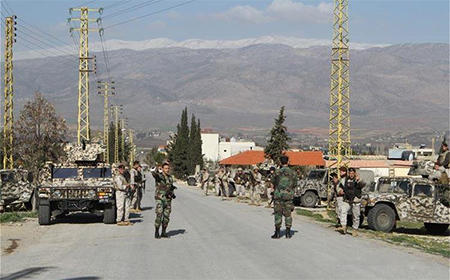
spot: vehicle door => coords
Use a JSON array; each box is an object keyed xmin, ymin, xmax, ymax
[{"xmin": 408, "ymin": 184, "xmax": 436, "ymax": 219}]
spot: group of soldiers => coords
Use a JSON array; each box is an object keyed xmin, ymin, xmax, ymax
[
  {"xmin": 199, "ymin": 165, "xmax": 277, "ymax": 207},
  {"xmin": 114, "ymin": 161, "xmax": 146, "ymax": 226}
]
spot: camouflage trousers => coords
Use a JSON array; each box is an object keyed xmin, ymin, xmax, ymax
[
  {"xmin": 116, "ymin": 190, "xmax": 131, "ymax": 223},
  {"xmin": 250, "ymin": 184, "xmax": 263, "ymax": 205},
  {"xmin": 131, "ymin": 187, "xmax": 143, "ymax": 209},
  {"xmin": 340, "ymin": 201, "xmax": 361, "ymax": 229},
  {"xmin": 155, "ymin": 198, "xmax": 172, "ymax": 228},
  {"xmin": 235, "ymin": 184, "xmax": 246, "ymax": 198},
  {"xmin": 335, "ymin": 197, "xmax": 344, "ymax": 221},
  {"xmin": 201, "ymin": 181, "xmax": 209, "ymax": 195},
  {"xmin": 220, "ymin": 182, "xmax": 230, "ymax": 198},
  {"xmin": 274, "ymin": 199, "xmax": 294, "ymax": 228}
]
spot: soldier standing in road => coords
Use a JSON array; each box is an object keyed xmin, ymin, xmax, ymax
[
  {"xmin": 249, "ymin": 166, "xmax": 263, "ymax": 206},
  {"xmin": 115, "ymin": 164, "xmax": 134, "ymax": 226},
  {"xmin": 337, "ymin": 167, "xmax": 365, "ymax": 236},
  {"xmin": 234, "ymin": 168, "xmax": 246, "ymax": 201},
  {"xmin": 330, "ymin": 173, "xmax": 344, "ymax": 230},
  {"xmin": 265, "ymin": 167, "xmax": 276, "ymax": 208},
  {"xmin": 152, "ymin": 162, "xmax": 175, "ymax": 239},
  {"xmin": 272, "ymin": 155, "xmax": 297, "ymax": 239},
  {"xmin": 130, "ymin": 161, "xmax": 143, "ymax": 212},
  {"xmin": 200, "ymin": 168, "xmax": 210, "ymax": 196},
  {"xmin": 217, "ymin": 166, "xmax": 230, "ymax": 200}
]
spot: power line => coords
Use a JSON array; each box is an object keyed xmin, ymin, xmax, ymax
[
  {"xmin": 102, "ymin": 0, "xmax": 163, "ymax": 20},
  {"xmin": 78, "ymin": 0, "xmax": 98, "ymax": 7},
  {"xmin": 18, "ymin": 28, "xmax": 78, "ymax": 58},
  {"xmin": 104, "ymin": 0, "xmax": 197, "ymax": 30},
  {"xmin": 15, "ymin": 41, "xmax": 78, "ymax": 68},
  {"xmin": 2, "ymin": 0, "xmax": 14, "ymax": 15},
  {"xmin": 104, "ymin": 0, "xmax": 132, "ymax": 10}
]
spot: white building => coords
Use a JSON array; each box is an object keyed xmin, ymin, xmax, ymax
[{"xmin": 201, "ymin": 133, "xmax": 260, "ymax": 162}]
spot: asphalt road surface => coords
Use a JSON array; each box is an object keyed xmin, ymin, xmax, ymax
[{"xmin": 1, "ymin": 174, "xmax": 449, "ymax": 280}]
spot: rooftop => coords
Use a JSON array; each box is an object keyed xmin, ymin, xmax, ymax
[{"xmin": 219, "ymin": 150, "xmax": 325, "ymax": 166}]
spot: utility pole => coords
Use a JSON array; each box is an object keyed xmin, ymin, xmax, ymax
[
  {"xmin": 327, "ymin": 0, "xmax": 350, "ymax": 208},
  {"xmin": 68, "ymin": 7, "xmax": 102, "ymax": 145},
  {"xmin": 112, "ymin": 105, "xmax": 121, "ymax": 164},
  {"xmin": 3, "ymin": 15, "xmax": 17, "ymax": 170},
  {"xmin": 120, "ymin": 118, "xmax": 127, "ymax": 161},
  {"xmin": 97, "ymin": 81, "xmax": 115, "ymax": 163},
  {"xmin": 129, "ymin": 129, "xmax": 135, "ymax": 165}
]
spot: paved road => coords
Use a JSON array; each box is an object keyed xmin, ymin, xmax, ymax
[{"xmin": 1, "ymin": 174, "xmax": 449, "ymax": 280}]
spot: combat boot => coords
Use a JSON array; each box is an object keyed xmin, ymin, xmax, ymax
[
  {"xmin": 271, "ymin": 227, "xmax": 280, "ymax": 239},
  {"xmin": 155, "ymin": 226, "xmax": 161, "ymax": 239},
  {"xmin": 161, "ymin": 226, "xmax": 169, "ymax": 238},
  {"xmin": 352, "ymin": 229, "xmax": 358, "ymax": 237},
  {"xmin": 341, "ymin": 226, "xmax": 347, "ymax": 235},
  {"xmin": 286, "ymin": 227, "xmax": 292, "ymax": 239}
]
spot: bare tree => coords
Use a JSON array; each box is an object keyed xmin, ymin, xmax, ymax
[{"xmin": 15, "ymin": 92, "xmax": 67, "ymax": 171}]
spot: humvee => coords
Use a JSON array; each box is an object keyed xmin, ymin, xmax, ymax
[
  {"xmin": 37, "ymin": 143, "xmax": 116, "ymax": 225},
  {"xmin": 362, "ymin": 177, "xmax": 450, "ymax": 234},
  {"xmin": 0, "ymin": 169, "xmax": 37, "ymax": 211}
]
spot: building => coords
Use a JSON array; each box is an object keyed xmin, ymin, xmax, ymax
[
  {"xmin": 325, "ymin": 160, "xmax": 413, "ymax": 178},
  {"xmin": 220, "ymin": 150, "xmax": 325, "ymax": 168},
  {"xmin": 201, "ymin": 133, "xmax": 258, "ymax": 162}
]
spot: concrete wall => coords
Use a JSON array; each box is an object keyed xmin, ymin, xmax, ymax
[
  {"xmin": 201, "ymin": 134, "xmax": 219, "ymax": 162},
  {"xmin": 218, "ymin": 142, "xmax": 256, "ymax": 160}
]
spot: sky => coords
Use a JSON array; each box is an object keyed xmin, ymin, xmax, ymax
[{"xmin": 0, "ymin": 0, "xmax": 449, "ymax": 54}]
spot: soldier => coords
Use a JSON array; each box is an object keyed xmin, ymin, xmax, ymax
[
  {"xmin": 430, "ymin": 162, "xmax": 450, "ymax": 185},
  {"xmin": 330, "ymin": 172, "xmax": 343, "ymax": 230},
  {"xmin": 217, "ymin": 166, "xmax": 230, "ymax": 200},
  {"xmin": 152, "ymin": 162, "xmax": 175, "ymax": 239},
  {"xmin": 130, "ymin": 161, "xmax": 143, "ymax": 212},
  {"xmin": 271, "ymin": 155, "xmax": 298, "ymax": 239},
  {"xmin": 249, "ymin": 166, "xmax": 263, "ymax": 206},
  {"xmin": 265, "ymin": 166, "xmax": 276, "ymax": 208},
  {"xmin": 234, "ymin": 168, "xmax": 246, "ymax": 200},
  {"xmin": 200, "ymin": 168, "xmax": 210, "ymax": 196},
  {"xmin": 115, "ymin": 164, "xmax": 134, "ymax": 226},
  {"xmin": 437, "ymin": 143, "xmax": 450, "ymax": 169},
  {"xmin": 337, "ymin": 167, "xmax": 365, "ymax": 236}
]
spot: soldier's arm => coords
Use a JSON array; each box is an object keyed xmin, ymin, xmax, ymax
[
  {"xmin": 442, "ymin": 153, "xmax": 450, "ymax": 168},
  {"xmin": 114, "ymin": 176, "xmax": 126, "ymax": 191}
]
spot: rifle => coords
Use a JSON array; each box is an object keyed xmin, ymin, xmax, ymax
[{"xmin": 166, "ymin": 184, "xmax": 177, "ymax": 199}]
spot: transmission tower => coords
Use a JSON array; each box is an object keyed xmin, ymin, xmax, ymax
[
  {"xmin": 97, "ymin": 81, "xmax": 115, "ymax": 163},
  {"xmin": 3, "ymin": 16, "xmax": 17, "ymax": 170},
  {"xmin": 328, "ymin": 0, "xmax": 351, "ymax": 175},
  {"xmin": 68, "ymin": 7, "xmax": 102, "ymax": 145},
  {"xmin": 113, "ymin": 105, "xmax": 121, "ymax": 164},
  {"xmin": 120, "ymin": 118, "xmax": 127, "ymax": 161},
  {"xmin": 128, "ymin": 129, "xmax": 135, "ymax": 165}
]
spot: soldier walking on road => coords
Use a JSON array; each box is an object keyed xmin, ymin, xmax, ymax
[
  {"xmin": 265, "ymin": 167, "xmax": 276, "ymax": 208},
  {"xmin": 337, "ymin": 168, "xmax": 365, "ymax": 236},
  {"xmin": 115, "ymin": 164, "xmax": 134, "ymax": 226},
  {"xmin": 130, "ymin": 161, "xmax": 144, "ymax": 212},
  {"xmin": 272, "ymin": 156, "xmax": 297, "ymax": 239},
  {"xmin": 152, "ymin": 162, "xmax": 175, "ymax": 239},
  {"xmin": 249, "ymin": 166, "xmax": 263, "ymax": 206},
  {"xmin": 234, "ymin": 168, "xmax": 246, "ymax": 201},
  {"xmin": 217, "ymin": 166, "xmax": 230, "ymax": 200}
]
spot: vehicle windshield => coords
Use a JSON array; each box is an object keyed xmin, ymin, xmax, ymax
[
  {"xmin": 377, "ymin": 179, "xmax": 410, "ymax": 194},
  {"xmin": 83, "ymin": 167, "xmax": 112, "ymax": 179},
  {"xmin": 1, "ymin": 172, "xmax": 15, "ymax": 182},
  {"xmin": 308, "ymin": 170, "xmax": 326, "ymax": 180},
  {"xmin": 53, "ymin": 168, "xmax": 78, "ymax": 179}
]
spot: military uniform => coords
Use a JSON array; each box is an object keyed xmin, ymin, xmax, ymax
[
  {"xmin": 217, "ymin": 169, "xmax": 230, "ymax": 200},
  {"xmin": 272, "ymin": 166, "xmax": 297, "ymax": 238},
  {"xmin": 130, "ymin": 167, "xmax": 144, "ymax": 211},
  {"xmin": 265, "ymin": 171, "xmax": 275, "ymax": 208},
  {"xmin": 200, "ymin": 171, "xmax": 210, "ymax": 196},
  {"xmin": 234, "ymin": 170, "xmax": 246, "ymax": 199},
  {"xmin": 115, "ymin": 172, "xmax": 132, "ymax": 225},
  {"xmin": 153, "ymin": 170, "xmax": 174, "ymax": 238},
  {"xmin": 332, "ymin": 180, "xmax": 344, "ymax": 226},
  {"xmin": 250, "ymin": 170, "xmax": 263, "ymax": 206},
  {"xmin": 338, "ymin": 177, "xmax": 365, "ymax": 234}
]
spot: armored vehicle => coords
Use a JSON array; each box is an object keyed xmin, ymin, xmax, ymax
[
  {"xmin": 37, "ymin": 143, "xmax": 116, "ymax": 225},
  {"xmin": 362, "ymin": 177, "xmax": 450, "ymax": 234},
  {"xmin": 0, "ymin": 169, "xmax": 37, "ymax": 211}
]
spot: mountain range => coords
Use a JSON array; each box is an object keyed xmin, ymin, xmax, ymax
[{"xmin": 10, "ymin": 39, "xmax": 450, "ymax": 138}]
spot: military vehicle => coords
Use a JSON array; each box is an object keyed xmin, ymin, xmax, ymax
[
  {"xmin": 37, "ymin": 143, "xmax": 116, "ymax": 225},
  {"xmin": 361, "ymin": 177, "xmax": 450, "ymax": 234},
  {"xmin": 0, "ymin": 169, "xmax": 37, "ymax": 211},
  {"xmin": 295, "ymin": 169, "xmax": 375, "ymax": 208}
]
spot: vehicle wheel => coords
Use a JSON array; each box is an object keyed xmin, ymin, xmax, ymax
[
  {"xmin": 300, "ymin": 191, "xmax": 318, "ymax": 208},
  {"xmin": 38, "ymin": 202, "xmax": 51, "ymax": 225},
  {"xmin": 367, "ymin": 204, "xmax": 396, "ymax": 232},
  {"xmin": 424, "ymin": 223, "xmax": 449, "ymax": 235},
  {"xmin": 187, "ymin": 177, "xmax": 197, "ymax": 186},
  {"xmin": 103, "ymin": 203, "xmax": 116, "ymax": 224}
]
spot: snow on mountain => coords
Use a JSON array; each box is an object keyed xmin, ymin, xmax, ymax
[{"xmin": 16, "ymin": 36, "xmax": 389, "ymax": 60}]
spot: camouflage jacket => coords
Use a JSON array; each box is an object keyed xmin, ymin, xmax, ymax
[
  {"xmin": 273, "ymin": 167, "xmax": 298, "ymax": 201},
  {"xmin": 153, "ymin": 171, "xmax": 173, "ymax": 200},
  {"xmin": 114, "ymin": 174, "xmax": 128, "ymax": 191},
  {"xmin": 437, "ymin": 150, "xmax": 450, "ymax": 168}
]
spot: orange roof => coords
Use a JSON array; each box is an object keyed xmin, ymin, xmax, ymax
[
  {"xmin": 220, "ymin": 150, "xmax": 325, "ymax": 166},
  {"xmin": 325, "ymin": 160, "xmax": 413, "ymax": 168}
]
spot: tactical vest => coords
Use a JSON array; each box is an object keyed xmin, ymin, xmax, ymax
[
  {"xmin": 135, "ymin": 171, "xmax": 143, "ymax": 183},
  {"xmin": 343, "ymin": 178, "xmax": 361, "ymax": 202},
  {"xmin": 438, "ymin": 150, "xmax": 449, "ymax": 168}
]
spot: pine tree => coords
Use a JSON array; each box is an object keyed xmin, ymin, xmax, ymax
[
  {"xmin": 188, "ymin": 114, "xmax": 197, "ymax": 174},
  {"xmin": 264, "ymin": 106, "xmax": 290, "ymax": 165},
  {"xmin": 172, "ymin": 108, "xmax": 190, "ymax": 178},
  {"xmin": 194, "ymin": 118, "xmax": 203, "ymax": 169}
]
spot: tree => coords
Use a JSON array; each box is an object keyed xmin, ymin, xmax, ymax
[
  {"xmin": 172, "ymin": 108, "xmax": 190, "ymax": 178},
  {"xmin": 144, "ymin": 147, "xmax": 166, "ymax": 166},
  {"xmin": 15, "ymin": 92, "xmax": 67, "ymax": 171},
  {"xmin": 264, "ymin": 106, "xmax": 290, "ymax": 165},
  {"xmin": 187, "ymin": 114, "xmax": 203, "ymax": 174}
]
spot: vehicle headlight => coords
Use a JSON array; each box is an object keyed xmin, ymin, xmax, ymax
[
  {"xmin": 88, "ymin": 189, "xmax": 97, "ymax": 199},
  {"xmin": 53, "ymin": 190, "xmax": 61, "ymax": 198}
]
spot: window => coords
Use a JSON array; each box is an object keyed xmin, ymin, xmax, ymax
[
  {"xmin": 1, "ymin": 172, "xmax": 14, "ymax": 183},
  {"xmin": 52, "ymin": 168, "xmax": 78, "ymax": 179},
  {"xmin": 394, "ymin": 181, "xmax": 409, "ymax": 194},
  {"xmin": 83, "ymin": 168, "xmax": 112, "ymax": 179},
  {"xmin": 413, "ymin": 184, "xmax": 432, "ymax": 197},
  {"xmin": 224, "ymin": 150, "xmax": 227, "ymax": 153}
]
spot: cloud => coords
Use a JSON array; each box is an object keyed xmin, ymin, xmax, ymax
[
  {"xmin": 212, "ymin": 0, "xmax": 333, "ymax": 24},
  {"xmin": 148, "ymin": 20, "xmax": 167, "ymax": 30}
]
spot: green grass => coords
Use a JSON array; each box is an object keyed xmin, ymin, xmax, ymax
[
  {"xmin": 0, "ymin": 211, "xmax": 37, "ymax": 223},
  {"xmin": 296, "ymin": 209, "xmax": 335, "ymax": 223}
]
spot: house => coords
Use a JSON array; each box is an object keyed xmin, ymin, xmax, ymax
[{"xmin": 220, "ymin": 150, "xmax": 325, "ymax": 167}]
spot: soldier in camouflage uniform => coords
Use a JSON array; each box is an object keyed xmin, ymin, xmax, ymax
[
  {"xmin": 217, "ymin": 166, "xmax": 230, "ymax": 200},
  {"xmin": 234, "ymin": 168, "xmax": 246, "ymax": 200},
  {"xmin": 200, "ymin": 168, "xmax": 210, "ymax": 196},
  {"xmin": 430, "ymin": 162, "xmax": 449, "ymax": 185},
  {"xmin": 249, "ymin": 166, "xmax": 263, "ymax": 206},
  {"xmin": 272, "ymin": 156, "xmax": 297, "ymax": 239},
  {"xmin": 330, "ymin": 172, "xmax": 343, "ymax": 230},
  {"xmin": 115, "ymin": 164, "xmax": 134, "ymax": 226},
  {"xmin": 130, "ymin": 161, "xmax": 143, "ymax": 212},
  {"xmin": 265, "ymin": 167, "xmax": 276, "ymax": 208},
  {"xmin": 153, "ymin": 162, "xmax": 175, "ymax": 239}
]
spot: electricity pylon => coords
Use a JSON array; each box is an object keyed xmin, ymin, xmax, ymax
[
  {"xmin": 97, "ymin": 81, "xmax": 115, "ymax": 163},
  {"xmin": 3, "ymin": 16, "xmax": 17, "ymax": 170},
  {"xmin": 68, "ymin": 7, "xmax": 102, "ymax": 145},
  {"xmin": 328, "ymin": 0, "xmax": 351, "ymax": 175},
  {"xmin": 120, "ymin": 118, "xmax": 127, "ymax": 161},
  {"xmin": 128, "ymin": 129, "xmax": 135, "ymax": 165},
  {"xmin": 112, "ymin": 105, "xmax": 121, "ymax": 164}
]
